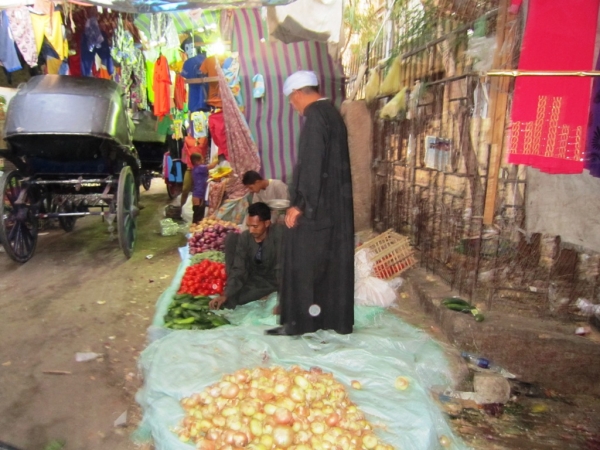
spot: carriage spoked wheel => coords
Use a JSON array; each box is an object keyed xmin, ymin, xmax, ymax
[
  {"xmin": 117, "ymin": 166, "xmax": 139, "ymax": 259},
  {"xmin": 0, "ymin": 170, "xmax": 38, "ymax": 263},
  {"xmin": 141, "ymin": 171, "xmax": 152, "ymax": 191},
  {"xmin": 58, "ymin": 201, "xmax": 77, "ymax": 232}
]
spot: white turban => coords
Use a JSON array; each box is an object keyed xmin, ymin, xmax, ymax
[{"xmin": 283, "ymin": 70, "xmax": 318, "ymax": 96}]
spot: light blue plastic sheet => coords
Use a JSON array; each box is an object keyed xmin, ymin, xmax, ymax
[{"xmin": 138, "ymin": 264, "xmax": 467, "ymax": 450}]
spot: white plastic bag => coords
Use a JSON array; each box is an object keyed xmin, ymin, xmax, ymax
[{"xmin": 354, "ymin": 248, "xmax": 397, "ymax": 307}]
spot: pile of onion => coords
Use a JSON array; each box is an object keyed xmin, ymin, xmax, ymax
[{"xmin": 175, "ymin": 366, "xmax": 394, "ymax": 450}]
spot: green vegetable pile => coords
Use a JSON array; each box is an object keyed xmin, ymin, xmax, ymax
[
  {"xmin": 164, "ymin": 293, "xmax": 230, "ymax": 330},
  {"xmin": 190, "ymin": 250, "xmax": 226, "ymax": 265}
]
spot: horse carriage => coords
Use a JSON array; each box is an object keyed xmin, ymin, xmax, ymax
[{"xmin": 0, "ymin": 75, "xmax": 140, "ymax": 263}]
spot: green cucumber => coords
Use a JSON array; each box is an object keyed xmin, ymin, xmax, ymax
[
  {"xmin": 442, "ymin": 297, "xmax": 471, "ymax": 307},
  {"xmin": 181, "ymin": 302, "xmax": 208, "ymax": 311},
  {"xmin": 173, "ymin": 317, "xmax": 196, "ymax": 325}
]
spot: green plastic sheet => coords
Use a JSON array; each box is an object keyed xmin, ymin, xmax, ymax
[{"xmin": 137, "ymin": 249, "xmax": 467, "ymax": 449}]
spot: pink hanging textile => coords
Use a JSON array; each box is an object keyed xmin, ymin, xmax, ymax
[
  {"xmin": 507, "ymin": 0, "xmax": 600, "ymax": 174},
  {"xmin": 6, "ymin": 7, "xmax": 38, "ymax": 68},
  {"xmin": 215, "ymin": 62, "xmax": 261, "ymax": 199}
]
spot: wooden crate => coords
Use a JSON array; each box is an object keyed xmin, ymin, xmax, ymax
[{"xmin": 358, "ymin": 229, "xmax": 416, "ymax": 279}]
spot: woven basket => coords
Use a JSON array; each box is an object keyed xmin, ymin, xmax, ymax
[{"xmin": 358, "ymin": 229, "xmax": 416, "ymax": 280}]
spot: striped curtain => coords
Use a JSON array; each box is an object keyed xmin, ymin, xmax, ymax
[{"xmin": 231, "ymin": 9, "xmax": 344, "ymax": 183}]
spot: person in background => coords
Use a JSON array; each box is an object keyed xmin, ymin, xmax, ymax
[
  {"xmin": 266, "ymin": 70, "xmax": 355, "ymax": 336},
  {"xmin": 190, "ymin": 153, "xmax": 217, "ymax": 224},
  {"xmin": 209, "ymin": 202, "xmax": 283, "ymax": 310},
  {"xmin": 242, "ymin": 170, "xmax": 289, "ymax": 203}
]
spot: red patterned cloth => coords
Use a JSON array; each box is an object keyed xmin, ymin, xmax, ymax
[
  {"xmin": 215, "ymin": 62, "xmax": 261, "ymax": 199},
  {"xmin": 507, "ymin": 0, "xmax": 600, "ymax": 174}
]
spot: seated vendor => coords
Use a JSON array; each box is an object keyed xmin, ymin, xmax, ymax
[
  {"xmin": 209, "ymin": 202, "xmax": 283, "ymax": 310},
  {"xmin": 242, "ymin": 171, "xmax": 289, "ymax": 204}
]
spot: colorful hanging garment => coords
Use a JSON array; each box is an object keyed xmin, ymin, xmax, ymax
[
  {"xmin": 153, "ymin": 54, "xmax": 171, "ymax": 118},
  {"xmin": 30, "ymin": 10, "xmax": 67, "ymax": 61},
  {"xmin": 0, "ymin": 11, "xmax": 21, "ymax": 73},
  {"xmin": 6, "ymin": 7, "xmax": 37, "ymax": 68},
  {"xmin": 215, "ymin": 62, "xmax": 261, "ymax": 199},
  {"xmin": 508, "ymin": 0, "xmax": 600, "ymax": 174}
]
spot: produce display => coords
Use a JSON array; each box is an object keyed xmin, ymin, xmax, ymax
[
  {"xmin": 164, "ymin": 293, "xmax": 230, "ymax": 330},
  {"xmin": 175, "ymin": 365, "xmax": 394, "ymax": 450},
  {"xmin": 189, "ymin": 218, "xmax": 238, "ymax": 234},
  {"xmin": 189, "ymin": 219, "xmax": 240, "ymax": 255},
  {"xmin": 191, "ymin": 250, "xmax": 226, "ymax": 265},
  {"xmin": 179, "ymin": 260, "xmax": 227, "ymax": 296}
]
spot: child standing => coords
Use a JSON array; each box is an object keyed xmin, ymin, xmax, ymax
[{"xmin": 190, "ymin": 153, "xmax": 217, "ymax": 223}]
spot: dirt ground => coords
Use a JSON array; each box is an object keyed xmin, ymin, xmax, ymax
[
  {"xmin": 0, "ymin": 179, "xmax": 184, "ymax": 450},
  {"xmin": 1, "ymin": 179, "xmax": 599, "ymax": 450}
]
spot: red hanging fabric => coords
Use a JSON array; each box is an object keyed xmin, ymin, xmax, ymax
[
  {"xmin": 507, "ymin": 0, "xmax": 600, "ymax": 174},
  {"xmin": 215, "ymin": 62, "xmax": 261, "ymax": 199}
]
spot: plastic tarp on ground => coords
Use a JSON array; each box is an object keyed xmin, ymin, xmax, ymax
[{"xmin": 137, "ymin": 249, "xmax": 467, "ymax": 450}]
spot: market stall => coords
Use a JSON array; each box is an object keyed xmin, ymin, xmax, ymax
[{"xmin": 0, "ymin": 2, "xmax": 466, "ymax": 448}]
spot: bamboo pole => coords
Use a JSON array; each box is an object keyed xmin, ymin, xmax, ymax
[
  {"xmin": 482, "ymin": 0, "xmax": 513, "ymax": 225},
  {"xmin": 487, "ymin": 69, "xmax": 600, "ymax": 77}
]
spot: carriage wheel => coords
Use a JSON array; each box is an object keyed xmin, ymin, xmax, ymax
[
  {"xmin": 58, "ymin": 202, "xmax": 77, "ymax": 232},
  {"xmin": 0, "ymin": 171, "xmax": 38, "ymax": 263},
  {"xmin": 166, "ymin": 181, "xmax": 182, "ymax": 199},
  {"xmin": 117, "ymin": 166, "xmax": 138, "ymax": 259},
  {"xmin": 141, "ymin": 171, "xmax": 152, "ymax": 191}
]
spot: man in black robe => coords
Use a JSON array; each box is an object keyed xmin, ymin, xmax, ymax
[{"xmin": 267, "ymin": 70, "xmax": 355, "ymax": 335}]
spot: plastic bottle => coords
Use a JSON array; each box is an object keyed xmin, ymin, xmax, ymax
[{"xmin": 461, "ymin": 352, "xmax": 517, "ymax": 378}]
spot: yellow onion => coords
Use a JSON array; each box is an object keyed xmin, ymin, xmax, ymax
[
  {"xmin": 274, "ymin": 407, "xmax": 293, "ymax": 425},
  {"xmin": 272, "ymin": 425, "xmax": 294, "ymax": 448},
  {"xmin": 395, "ymin": 376, "xmax": 410, "ymax": 391}
]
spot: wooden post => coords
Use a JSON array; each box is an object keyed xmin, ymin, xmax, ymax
[{"xmin": 483, "ymin": 0, "xmax": 514, "ymax": 225}]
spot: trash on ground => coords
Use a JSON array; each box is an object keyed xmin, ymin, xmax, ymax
[
  {"xmin": 575, "ymin": 326, "xmax": 592, "ymax": 335},
  {"xmin": 146, "ymin": 254, "xmax": 154, "ymax": 260},
  {"xmin": 75, "ymin": 352, "xmax": 102, "ymax": 362},
  {"xmin": 42, "ymin": 370, "xmax": 72, "ymax": 375},
  {"xmin": 114, "ymin": 410, "xmax": 128, "ymax": 427},
  {"xmin": 461, "ymin": 351, "xmax": 517, "ymax": 378}
]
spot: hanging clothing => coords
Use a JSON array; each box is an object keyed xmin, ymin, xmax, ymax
[
  {"xmin": 508, "ymin": 0, "xmax": 600, "ymax": 174},
  {"xmin": 200, "ymin": 55, "xmax": 227, "ymax": 108},
  {"xmin": 80, "ymin": 31, "xmax": 113, "ymax": 77},
  {"xmin": 214, "ymin": 62, "xmax": 261, "ymax": 198},
  {"xmin": 46, "ymin": 56, "xmax": 62, "ymax": 74},
  {"xmin": 279, "ymin": 99, "xmax": 354, "ymax": 336},
  {"xmin": 153, "ymin": 54, "xmax": 171, "ymax": 118},
  {"xmin": 30, "ymin": 10, "xmax": 67, "ymax": 60},
  {"xmin": 223, "ymin": 55, "xmax": 244, "ymax": 110},
  {"xmin": 0, "ymin": 11, "xmax": 21, "ymax": 73},
  {"xmin": 174, "ymin": 73, "xmax": 187, "ymax": 111},
  {"xmin": 190, "ymin": 111, "xmax": 209, "ymax": 139},
  {"xmin": 131, "ymin": 48, "xmax": 147, "ymax": 110},
  {"xmin": 181, "ymin": 53, "xmax": 208, "ymax": 112},
  {"xmin": 208, "ymin": 112, "xmax": 229, "ymax": 160},
  {"xmin": 83, "ymin": 17, "xmax": 103, "ymax": 51},
  {"xmin": 6, "ymin": 7, "xmax": 37, "ymax": 68}
]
